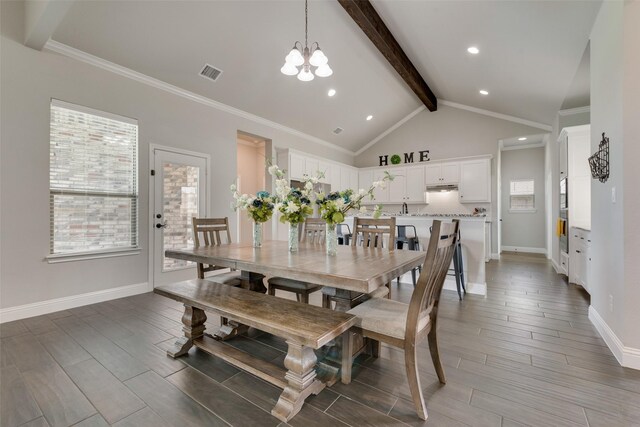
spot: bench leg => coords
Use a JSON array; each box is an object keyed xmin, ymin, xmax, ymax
[
  {"xmin": 167, "ymin": 305, "xmax": 207, "ymax": 358},
  {"xmin": 271, "ymin": 341, "xmax": 324, "ymax": 423}
]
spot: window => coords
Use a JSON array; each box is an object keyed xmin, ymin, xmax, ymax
[
  {"xmin": 509, "ymin": 179, "xmax": 535, "ymax": 212},
  {"xmin": 49, "ymin": 100, "xmax": 138, "ymax": 257}
]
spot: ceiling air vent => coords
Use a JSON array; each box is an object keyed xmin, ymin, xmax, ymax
[
  {"xmin": 199, "ymin": 64, "xmax": 223, "ymax": 82},
  {"xmin": 333, "ymin": 127, "xmax": 344, "ymax": 135}
]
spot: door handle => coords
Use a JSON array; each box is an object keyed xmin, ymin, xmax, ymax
[{"xmin": 156, "ymin": 222, "xmax": 168, "ymax": 229}]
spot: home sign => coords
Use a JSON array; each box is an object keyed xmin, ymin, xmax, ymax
[{"xmin": 379, "ymin": 150, "xmax": 430, "ymax": 166}]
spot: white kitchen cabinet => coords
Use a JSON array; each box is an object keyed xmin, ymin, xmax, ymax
[
  {"xmin": 349, "ymin": 170, "xmax": 359, "ymax": 192},
  {"xmin": 329, "ymin": 164, "xmax": 341, "ymax": 191},
  {"xmin": 304, "ymin": 158, "xmax": 319, "ymax": 179},
  {"xmin": 372, "ymin": 170, "xmax": 389, "ymax": 203},
  {"xmin": 569, "ymin": 227, "xmax": 591, "ymax": 293},
  {"xmin": 563, "ymin": 125, "xmax": 591, "ymax": 230},
  {"xmin": 317, "ymin": 160, "xmax": 331, "ymax": 184},
  {"xmin": 340, "ymin": 167, "xmax": 351, "ymax": 192},
  {"xmin": 425, "ymin": 162, "xmax": 460, "ymax": 185},
  {"xmin": 459, "ymin": 159, "xmax": 491, "ymax": 203},
  {"xmin": 289, "ymin": 153, "xmax": 305, "ymax": 180},
  {"xmin": 388, "ymin": 169, "xmax": 407, "ymax": 203},
  {"xmin": 405, "ymin": 167, "xmax": 426, "ymax": 202},
  {"xmin": 358, "ymin": 170, "xmax": 373, "ymax": 194}
]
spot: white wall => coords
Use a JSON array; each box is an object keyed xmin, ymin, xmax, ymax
[
  {"xmin": 588, "ymin": 0, "xmax": 640, "ymax": 363},
  {"xmin": 0, "ymin": 1, "xmax": 352, "ymax": 311},
  {"xmin": 500, "ymin": 147, "xmax": 546, "ymax": 251},
  {"xmin": 355, "ymin": 104, "xmax": 544, "ymax": 255}
]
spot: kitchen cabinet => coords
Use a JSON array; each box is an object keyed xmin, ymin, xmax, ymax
[
  {"xmin": 289, "ymin": 153, "xmax": 305, "ymax": 180},
  {"xmin": 569, "ymin": 227, "xmax": 591, "ymax": 293},
  {"xmin": 563, "ymin": 125, "xmax": 591, "ymax": 230},
  {"xmin": 349, "ymin": 170, "xmax": 359, "ymax": 192},
  {"xmin": 459, "ymin": 159, "xmax": 491, "ymax": 203},
  {"xmin": 358, "ymin": 169, "xmax": 389, "ymax": 204},
  {"xmin": 317, "ymin": 160, "xmax": 331, "ymax": 184},
  {"xmin": 388, "ymin": 166, "xmax": 426, "ymax": 203},
  {"xmin": 304, "ymin": 158, "xmax": 319, "ymax": 179},
  {"xmin": 425, "ymin": 162, "xmax": 459, "ymax": 185},
  {"xmin": 329, "ymin": 164, "xmax": 341, "ymax": 191}
]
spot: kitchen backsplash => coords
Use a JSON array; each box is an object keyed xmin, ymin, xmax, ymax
[{"xmin": 378, "ymin": 190, "xmax": 491, "ymax": 216}]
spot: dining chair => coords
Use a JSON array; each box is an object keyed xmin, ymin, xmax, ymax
[
  {"xmin": 396, "ymin": 224, "xmax": 422, "ymax": 286},
  {"xmin": 343, "ymin": 219, "xmax": 460, "ymax": 421},
  {"xmin": 267, "ymin": 218, "xmax": 327, "ymax": 305},
  {"xmin": 192, "ymin": 217, "xmax": 241, "ymax": 286},
  {"xmin": 351, "ymin": 217, "xmax": 396, "ymax": 298}
]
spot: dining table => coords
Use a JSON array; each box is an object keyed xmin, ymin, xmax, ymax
[{"xmin": 165, "ymin": 240, "xmax": 426, "ymax": 382}]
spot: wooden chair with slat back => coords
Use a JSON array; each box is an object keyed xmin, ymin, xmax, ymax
[
  {"xmin": 267, "ymin": 218, "xmax": 328, "ymax": 305},
  {"xmin": 352, "ymin": 217, "xmax": 396, "ymax": 298},
  {"xmin": 192, "ymin": 217, "xmax": 241, "ymax": 286},
  {"xmin": 343, "ymin": 220, "xmax": 460, "ymax": 420}
]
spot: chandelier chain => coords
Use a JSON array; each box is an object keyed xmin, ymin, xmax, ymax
[{"xmin": 304, "ymin": 0, "xmax": 308, "ymax": 49}]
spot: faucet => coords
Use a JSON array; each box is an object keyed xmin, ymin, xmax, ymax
[{"xmin": 401, "ymin": 202, "xmax": 409, "ymax": 215}]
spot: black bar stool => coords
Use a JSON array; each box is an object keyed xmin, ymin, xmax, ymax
[
  {"xmin": 337, "ymin": 223, "xmax": 352, "ymax": 245},
  {"xmin": 396, "ymin": 225, "xmax": 422, "ymax": 286},
  {"xmin": 430, "ymin": 225, "xmax": 466, "ymax": 300}
]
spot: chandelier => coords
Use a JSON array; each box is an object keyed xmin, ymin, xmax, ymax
[{"xmin": 280, "ymin": 0, "xmax": 332, "ymax": 81}]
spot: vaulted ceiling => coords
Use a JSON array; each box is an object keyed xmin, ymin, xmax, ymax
[{"xmin": 50, "ymin": 0, "xmax": 601, "ymax": 153}]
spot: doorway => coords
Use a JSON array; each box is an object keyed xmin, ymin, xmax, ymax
[
  {"xmin": 236, "ymin": 132, "xmax": 267, "ymax": 244},
  {"xmin": 149, "ymin": 145, "xmax": 210, "ymax": 287}
]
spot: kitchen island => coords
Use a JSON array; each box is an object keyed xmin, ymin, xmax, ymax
[{"xmin": 344, "ymin": 215, "xmax": 488, "ymax": 296}]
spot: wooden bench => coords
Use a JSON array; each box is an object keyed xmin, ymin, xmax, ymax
[{"xmin": 154, "ymin": 279, "xmax": 356, "ymax": 422}]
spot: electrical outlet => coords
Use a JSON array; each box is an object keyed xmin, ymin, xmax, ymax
[
  {"xmin": 611, "ymin": 187, "xmax": 616, "ymax": 204},
  {"xmin": 609, "ymin": 294, "xmax": 614, "ymax": 312}
]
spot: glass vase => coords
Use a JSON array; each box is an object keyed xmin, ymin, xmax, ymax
[
  {"xmin": 326, "ymin": 223, "xmax": 338, "ymax": 256},
  {"xmin": 252, "ymin": 221, "xmax": 263, "ymax": 248},
  {"xmin": 288, "ymin": 223, "xmax": 299, "ymax": 252}
]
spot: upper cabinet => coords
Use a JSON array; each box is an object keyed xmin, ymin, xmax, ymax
[
  {"xmin": 425, "ymin": 162, "xmax": 460, "ymax": 185},
  {"xmin": 561, "ymin": 125, "xmax": 591, "ymax": 230},
  {"xmin": 288, "ymin": 152, "xmax": 305, "ymax": 181},
  {"xmin": 387, "ymin": 166, "xmax": 426, "ymax": 203},
  {"xmin": 459, "ymin": 159, "xmax": 491, "ymax": 203}
]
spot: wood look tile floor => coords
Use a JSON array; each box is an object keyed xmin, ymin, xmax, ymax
[{"xmin": 2, "ymin": 253, "xmax": 640, "ymax": 426}]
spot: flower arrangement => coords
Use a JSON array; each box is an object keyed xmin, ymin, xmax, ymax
[
  {"xmin": 268, "ymin": 164, "xmax": 318, "ymax": 225},
  {"xmin": 316, "ymin": 171, "xmax": 393, "ymax": 225},
  {"xmin": 230, "ymin": 187, "xmax": 275, "ymax": 223}
]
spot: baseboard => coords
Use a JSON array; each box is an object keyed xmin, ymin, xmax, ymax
[
  {"xmin": 0, "ymin": 282, "xmax": 151, "ymax": 323},
  {"xmin": 551, "ymin": 258, "xmax": 561, "ymax": 274},
  {"xmin": 501, "ymin": 245, "xmax": 547, "ymax": 255},
  {"xmin": 588, "ymin": 306, "xmax": 640, "ymax": 370},
  {"xmin": 444, "ymin": 277, "xmax": 487, "ymax": 296},
  {"xmin": 491, "ymin": 253, "xmax": 500, "ymax": 260}
]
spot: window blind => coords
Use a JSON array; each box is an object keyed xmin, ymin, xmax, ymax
[
  {"xmin": 509, "ymin": 179, "xmax": 535, "ymax": 210},
  {"xmin": 50, "ymin": 100, "xmax": 138, "ymax": 255}
]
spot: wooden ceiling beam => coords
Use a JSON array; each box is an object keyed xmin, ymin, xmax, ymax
[{"xmin": 337, "ymin": 0, "xmax": 437, "ymax": 111}]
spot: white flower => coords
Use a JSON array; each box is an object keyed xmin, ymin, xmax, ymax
[
  {"xmin": 230, "ymin": 184, "xmax": 237, "ymax": 192},
  {"xmin": 358, "ymin": 188, "xmax": 366, "ymax": 196},
  {"xmin": 285, "ymin": 202, "xmax": 300, "ymax": 213},
  {"xmin": 268, "ymin": 165, "xmax": 279, "ymax": 176},
  {"xmin": 305, "ymin": 181, "xmax": 314, "ymax": 191},
  {"xmin": 334, "ymin": 199, "xmax": 346, "ymax": 210},
  {"xmin": 359, "ymin": 206, "xmax": 368, "ymax": 214}
]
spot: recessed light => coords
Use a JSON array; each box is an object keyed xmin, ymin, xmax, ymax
[
  {"xmin": 328, "ymin": 89, "xmax": 336, "ymax": 97},
  {"xmin": 366, "ymin": 115, "xmax": 373, "ymax": 121},
  {"xmin": 518, "ymin": 137, "xmax": 527, "ymax": 141},
  {"xmin": 479, "ymin": 90, "xmax": 489, "ymax": 95},
  {"xmin": 467, "ymin": 46, "xmax": 479, "ymax": 54}
]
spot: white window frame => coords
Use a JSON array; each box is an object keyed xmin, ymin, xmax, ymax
[
  {"xmin": 509, "ymin": 179, "xmax": 536, "ymax": 213},
  {"xmin": 47, "ymin": 99, "xmax": 140, "ymax": 263}
]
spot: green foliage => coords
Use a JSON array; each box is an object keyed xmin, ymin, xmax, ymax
[{"xmin": 390, "ymin": 154, "xmax": 401, "ymax": 165}]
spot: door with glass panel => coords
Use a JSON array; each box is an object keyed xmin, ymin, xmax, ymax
[{"xmin": 152, "ymin": 148, "xmax": 207, "ymax": 287}]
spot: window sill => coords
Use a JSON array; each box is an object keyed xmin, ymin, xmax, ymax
[
  {"xmin": 46, "ymin": 248, "xmax": 141, "ymax": 264},
  {"xmin": 508, "ymin": 209, "xmax": 537, "ymax": 214}
]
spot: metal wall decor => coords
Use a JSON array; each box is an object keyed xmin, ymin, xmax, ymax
[{"xmin": 588, "ymin": 132, "xmax": 610, "ymax": 183}]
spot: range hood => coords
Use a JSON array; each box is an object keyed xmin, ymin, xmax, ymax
[{"xmin": 426, "ymin": 184, "xmax": 458, "ymax": 192}]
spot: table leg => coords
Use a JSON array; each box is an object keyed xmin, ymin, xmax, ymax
[
  {"xmin": 271, "ymin": 341, "xmax": 324, "ymax": 422},
  {"xmin": 167, "ymin": 305, "xmax": 206, "ymax": 358},
  {"xmin": 214, "ymin": 271, "xmax": 266, "ymax": 340}
]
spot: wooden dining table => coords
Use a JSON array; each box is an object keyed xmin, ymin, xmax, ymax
[{"xmin": 165, "ymin": 240, "xmax": 425, "ymax": 382}]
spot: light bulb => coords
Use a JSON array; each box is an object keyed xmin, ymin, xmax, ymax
[
  {"xmin": 280, "ymin": 62, "xmax": 298, "ymax": 76},
  {"xmin": 297, "ymin": 68, "xmax": 314, "ymax": 82},
  {"xmin": 314, "ymin": 63, "xmax": 333, "ymax": 77},
  {"xmin": 309, "ymin": 49, "xmax": 328, "ymax": 67},
  {"xmin": 286, "ymin": 48, "xmax": 304, "ymax": 67}
]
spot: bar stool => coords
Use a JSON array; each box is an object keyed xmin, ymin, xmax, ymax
[
  {"xmin": 396, "ymin": 225, "xmax": 421, "ymax": 286},
  {"xmin": 430, "ymin": 225, "xmax": 466, "ymax": 300},
  {"xmin": 337, "ymin": 223, "xmax": 352, "ymax": 246}
]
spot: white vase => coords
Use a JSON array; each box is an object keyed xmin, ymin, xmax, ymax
[
  {"xmin": 326, "ymin": 223, "xmax": 338, "ymax": 256},
  {"xmin": 288, "ymin": 223, "xmax": 299, "ymax": 252}
]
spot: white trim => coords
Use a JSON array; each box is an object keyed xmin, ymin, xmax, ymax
[
  {"xmin": 0, "ymin": 282, "xmax": 150, "ymax": 323},
  {"xmin": 444, "ymin": 277, "xmax": 487, "ymax": 296},
  {"xmin": 237, "ymin": 139, "xmax": 263, "ymax": 148},
  {"xmin": 551, "ymin": 258, "xmax": 561, "ymax": 274},
  {"xmin": 491, "ymin": 253, "xmax": 500, "ymax": 260},
  {"xmin": 440, "ymin": 100, "xmax": 553, "ymax": 131},
  {"xmin": 558, "ymin": 106, "xmax": 590, "ymax": 116},
  {"xmin": 46, "ymin": 248, "xmax": 140, "ymax": 264},
  {"xmin": 508, "ymin": 209, "xmax": 537, "ymax": 214},
  {"xmin": 589, "ymin": 306, "xmax": 640, "ymax": 370},
  {"xmin": 501, "ymin": 246, "xmax": 547, "ymax": 255},
  {"xmin": 44, "ymin": 40, "xmax": 355, "ymax": 157},
  {"xmin": 355, "ymin": 106, "xmax": 426, "ymax": 156},
  {"xmin": 501, "ymin": 141, "xmax": 547, "ymax": 151}
]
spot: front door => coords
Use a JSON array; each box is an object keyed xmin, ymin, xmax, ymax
[{"xmin": 151, "ymin": 147, "xmax": 208, "ymax": 287}]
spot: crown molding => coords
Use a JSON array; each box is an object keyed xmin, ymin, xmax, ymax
[
  {"xmin": 43, "ymin": 40, "xmax": 355, "ymax": 156},
  {"xmin": 500, "ymin": 141, "xmax": 546, "ymax": 151},
  {"xmin": 440, "ymin": 100, "xmax": 553, "ymax": 131},
  {"xmin": 354, "ymin": 105, "xmax": 426, "ymax": 156},
  {"xmin": 558, "ymin": 105, "xmax": 590, "ymax": 116}
]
